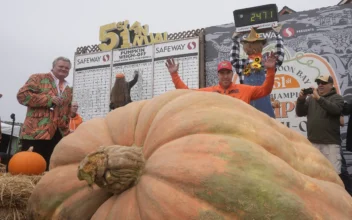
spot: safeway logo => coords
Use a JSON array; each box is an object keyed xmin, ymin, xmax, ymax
[
  {"xmin": 103, "ymin": 54, "xmax": 110, "ymax": 62},
  {"xmin": 187, "ymin": 42, "xmax": 197, "ymax": 50},
  {"xmin": 282, "ymin": 27, "xmax": 295, "ymax": 38}
]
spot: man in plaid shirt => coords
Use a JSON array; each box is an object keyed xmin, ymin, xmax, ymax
[{"xmin": 230, "ymin": 26, "xmax": 285, "ymax": 118}]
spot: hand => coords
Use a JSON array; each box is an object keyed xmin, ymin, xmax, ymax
[
  {"xmin": 311, "ymin": 87, "xmax": 320, "ymax": 100},
  {"xmin": 340, "ymin": 116, "xmax": 344, "ymax": 127},
  {"xmin": 52, "ymin": 97, "xmax": 63, "ymax": 106},
  {"xmin": 272, "ymin": 24, "xmax": 283, "ymax": 33},
  {"xmin": 298, "ymin": 89, "xmax": 308, "ymax": 100},
  {"xmin": 271, "ymin": 100, "xmax": 280, "ymax": 108},
  {"xmin": 264, "ymin": 51, "xmax": 277, "ymax": 69},
  {"xmin": 165, "ymin": 58, "xmax": 179, "ymax": 74},
  {"xmin": 134, "ymin": 70, "xmax": 139, "ymax": 77}
]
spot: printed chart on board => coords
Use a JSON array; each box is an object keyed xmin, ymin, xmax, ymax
[
  {"xmin": 153, "ymin": 38, "xmax": 200, "ymax": 97},
  {"xmin": 112, "ymin": 45, "xmax": 153, "ymax": 101},
  {"xmin": 73, "ymin": 51, "xmax": 112, "ymax": 121}
]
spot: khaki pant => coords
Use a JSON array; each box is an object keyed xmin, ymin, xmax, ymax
[{"xmin": 311, "ymin": 143, "xmax": 341, "ymax": 174}]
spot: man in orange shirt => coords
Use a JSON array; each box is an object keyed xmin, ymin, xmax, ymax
[
  {"xmin": 166, "ymin": 52, "xmax": 277, "ymax": 104},
  {"xmin": 69, "ymin": 101, "xmax": 83, "ymax": 133}
]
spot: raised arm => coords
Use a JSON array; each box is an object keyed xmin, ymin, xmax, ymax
[
  {"xmin": 128, "ymin": 71, "xmax": 139, "ymax": 88},
  {"xmin": 315, "ymin": 92, "xmax": 344, "ymax": 116},
  {"xmin": 17, "ymin": 74, "xmax": 53, "ymax": 108},
  {"xmin": 296, "ymin": 91, "xmax": 309, "ymax": 117},
  {"xmin": 250, "ymin": 52, "xmax": 276, "ymax": 100},
  {"xmin": 170, "ymin": 73, "xmax": 189, "ymax": 89},
  {"xmin": 166, "ymin": 58, "xmax": 189, "ymax": 89},
  {"xmin": 250, "ymin": 67, "xmax": 275, "ymax": 100}
]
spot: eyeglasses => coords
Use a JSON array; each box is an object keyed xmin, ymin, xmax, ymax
[{"xmin": 316, "ymin": 81, "xmax": 328, "ymax": 85}]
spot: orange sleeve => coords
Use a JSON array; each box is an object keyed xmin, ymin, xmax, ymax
[
  {"xmin": 17, "ymin": 74, "xmax": 53, "ymax": 108},
  {"xmin": 171, "ymin": 72, "xmax": 189, "ymax": 89},
  {"xmin": 171, "ymin": 72, "xmax": 215, "ymax": 92},
  {"xmin": 77, "ymin": 117, "xmax": 83, "ymax": 127},
  {"xmin": 250, "ymin": 67, "xmax": 275, "ymax": 100}
]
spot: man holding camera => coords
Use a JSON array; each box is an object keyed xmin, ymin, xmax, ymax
[{"xmin": 296, "ymin": 74, "xmax": 344, "ymax": 175}]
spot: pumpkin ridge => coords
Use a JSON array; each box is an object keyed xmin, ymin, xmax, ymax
[
  {"xmin": 141, "ymin": 136, "xmax": 272, "ymax": 212},
  {"xmin": 136, "ymin": 174, "xmax": 237, "ymax": 219},
  {"xmin": 140, "ymin": 134, "xmax": 240, "ymax": 218},
  {"xmin": 133, "ymin": 90, "xmax": 193, "ymax": 147},
  {"xmin": 142, "ymin": 96, "xmax": 215, "ymax": 158},
  {"xmin": 147, "ymin": 122, "xmax": 302, "ymax": 176},
  {"xmin": 142, "ymin": 134, "xmax": 351, "ymax": 218},
  {"xmin": 28, "ymin": 163, "xmax": 112, "ymax": 219},
  {"xmin": 142, "ymin": 103, "xmax": 340, "ymax": 185},
  {"xmin": 45, "ymin": 186, "xmax": 93, "ymax": 218},
  {"xmin": 135, "ymin": 188, "xmax": 143, "ymax": 220},
  {"xmin": 50, "ymin": 118, "xmax": 115, "ymax": 169},
  {"xmin": 140, "ymin": 141, "xmax": 309, "ymax": 219},
  {"xmin": 105, "ymin": 101, "xmax": 146, "ymax": 147},
  {"xmin": 145, "ymin": 122, "xmax": 318, "ymax": 183},
  {"xmin": 92, "ymin": 187, "xmax": 143, "ymax": 219}
]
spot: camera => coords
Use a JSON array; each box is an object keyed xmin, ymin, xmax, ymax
[{"xmin": 302, "ymin": 88, "xmax": 313, "ymax": 95}]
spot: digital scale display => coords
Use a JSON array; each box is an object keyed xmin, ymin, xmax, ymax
[{"xmin": 233, "ymin": 4, "xmax": 279, "ymax": 32}]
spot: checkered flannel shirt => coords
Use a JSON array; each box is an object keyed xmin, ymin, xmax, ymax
[{"xmin": 230, "ymin": 33, "xmax": 285, "ymax": 84}]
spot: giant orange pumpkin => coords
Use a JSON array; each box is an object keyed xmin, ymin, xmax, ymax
[{"xmin": 28, "ymin": 90, "xmax": 352, "ymax": 219}]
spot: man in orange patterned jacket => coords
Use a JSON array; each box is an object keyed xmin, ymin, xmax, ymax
[{"xmin": 17, "ymin": 57, "xmax": 73, "ymax": 170}]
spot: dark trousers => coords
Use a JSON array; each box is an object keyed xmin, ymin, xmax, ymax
[
  {"xmin": 21, "ymin": 130, "xmax": 62, "ymax": 171},
  {"xmin": 340, "ymin": 149, "xmax": 352, "ymax": 196}
]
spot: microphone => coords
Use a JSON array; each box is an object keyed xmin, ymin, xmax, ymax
[{"xmin": 50, "ymin": 94, "xmax": 62, "ymax": 111}]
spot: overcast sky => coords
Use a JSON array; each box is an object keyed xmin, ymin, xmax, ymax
[{"xmin": 0, "ymin": 0, "xmax": 336, "ymax": 123}]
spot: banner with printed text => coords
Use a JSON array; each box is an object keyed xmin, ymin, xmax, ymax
[
  {"xmin": 204, "ymin": 4, "xmax": 352, "ymax": 171},
  {"xmin": 270, "ymin": 50, "xmax": 340, "ymax": 134}
]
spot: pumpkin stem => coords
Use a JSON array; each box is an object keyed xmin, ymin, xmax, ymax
[{"xmin": 77, "ymin": 145, "xmax": 144, "ymax": 194}]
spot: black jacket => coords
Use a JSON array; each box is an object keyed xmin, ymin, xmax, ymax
[
  {"xmin": 342, "ymin": 101, "xmax": 352, "ymax": 151},
  {"xmin": 109, "ymin": 73, "xmax": 139, "ymax": 110},
  {"xmin": 296, "ymin": 88, "xmax": 344, "ymax": 145}
]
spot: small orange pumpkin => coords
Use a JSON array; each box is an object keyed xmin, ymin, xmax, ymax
[{"xmin": 8, "ymin": 147, "xmax": 46, "ymax": 175}]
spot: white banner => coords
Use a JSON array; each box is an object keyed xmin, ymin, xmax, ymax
[
  {"xmin": 154, "ymin": 38, "xmax": 199, "ymax": 58},
  {"xmin": 75, "ymin": 51, "xmax": 112, "ymax": 69},
  {"xmin": 113, "ymin": 45, "xmax": 153, "ymax": 64},
  {"xmin": 268, "ymin": 48, "xmax": 340, "ymax": 136}
]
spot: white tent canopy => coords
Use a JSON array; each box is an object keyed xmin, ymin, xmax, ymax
[
  {"xmin": 1, "ymin": 122, "xmax": 21, "ymax": 154},
  {"xmin": 1, "ymin": 122, "xmax": 21, "ymax": 137}
]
